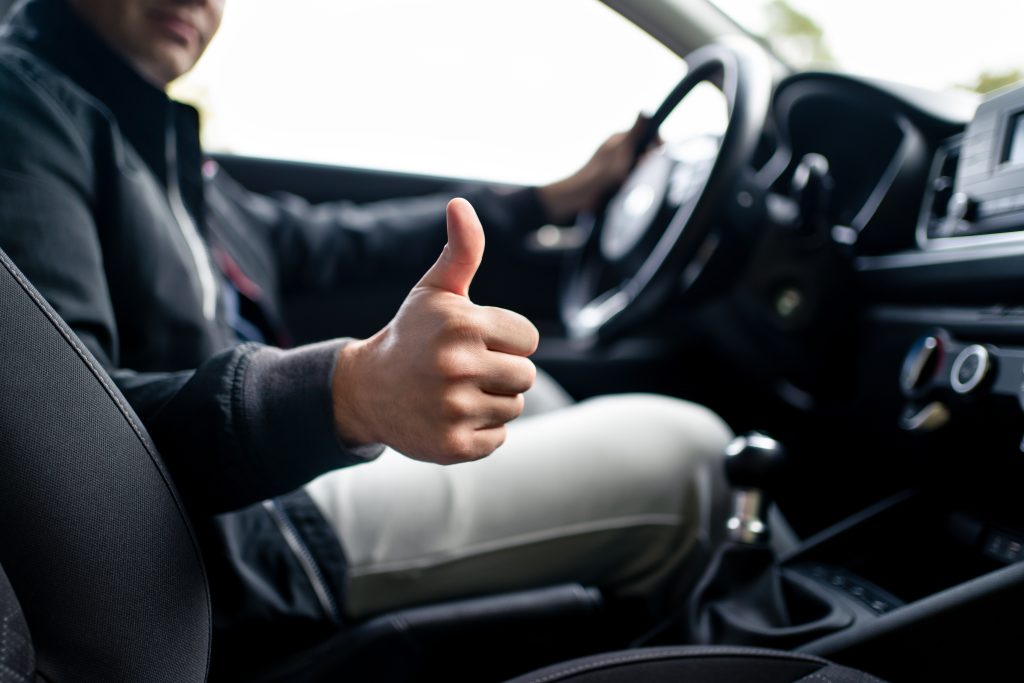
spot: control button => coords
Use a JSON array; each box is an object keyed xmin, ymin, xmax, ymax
[
  {"xmin": 932, "ymin": 176, "xmax": 952, "ymax": 194},
  {"xmin": 982, "ymin": 531, "xmax": 1024, "ymax": 564},
  {"xmin": 774, "ymin": 287, "xmax": 803, "ymax": 319},
  {"xmin": 870, "ymin": 600, "xmax": 891, "ymax": 613},
  {"xmin": 950, "ymin": 344, "xmax": 992, "ymax": 395},
  {"xmin": 900, "ymin": 334, "xmax": 943, "ymax": 396},
  {"xmin": 957, "ymin": 353, "xmax": 980, "ymax": 384},
  {"xmin": 899, "ymin": 401, "xmax": 950, "ymax": 432},
  {"xmin": 948, "ymin": 192, "xmax": 979, "ymax": 223},
  {"xmin": 801, "ymin": 564, "xmax": 903, "ymax": 615}
]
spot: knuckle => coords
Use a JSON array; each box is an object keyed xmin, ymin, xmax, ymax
[
  {"xmin": 435, "ymin": 346, "xmax": 486, "ymax": 384},
  {"xmin": 440, "ymin": 392, "xmax": 473, "ymax": 421},
  {"xmin": 486, "ymin": 427, "xmax": 508, "ymax": 454},
  {"xmin": 433, "ymin": 347, "xmax": 465, "ymax": 381},
  {"xmin": 504, "ymin": 310, "xmax": 539, "ymax": 352},
  {"xmin": 515, "ymin": 358, "xmax": 537, "ymax": 393},
  {"xmin": 442, "ymin": 429, "xmax": 480, "ymax": 462},
  {"xmin": 442, "ymin": 309, "xmax": 483, "ymax": 343},
  {"xmin": 440, "ymin": 427, "xmax": 506, "ymax": 463},
  {"xmin": 511, "ymin": 393, "xmax": 526, "ymax": 418}
]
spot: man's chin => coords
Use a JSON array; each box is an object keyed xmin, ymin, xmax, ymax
[{"xmin": 136, "ymin": 51, "xmax": 195, "ymax": 88}]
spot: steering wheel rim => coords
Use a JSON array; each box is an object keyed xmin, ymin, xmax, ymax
[{"xmin": 561, "ymin": 37, "xmax": 773, "ymax": 344}]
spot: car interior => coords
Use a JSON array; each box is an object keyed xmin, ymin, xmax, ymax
[{"xmin": 2, "ymin": 0, "xmax": 1024, "ymax": 680}]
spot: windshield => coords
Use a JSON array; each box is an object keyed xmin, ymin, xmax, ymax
[{"xmin": 711, "ymin": 0, "xmax": 1023, "ymax": 95}]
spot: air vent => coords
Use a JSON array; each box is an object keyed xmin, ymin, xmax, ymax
[{"xmin": 920, "ymin": 135, "xmax": 962, "ymax": 241}]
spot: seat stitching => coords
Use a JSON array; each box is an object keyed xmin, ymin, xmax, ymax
[{"xmin": 516, "ymin": 647, "xmax": 830, "ymax": 682}]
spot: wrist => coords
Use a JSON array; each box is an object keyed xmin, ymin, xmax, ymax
[
  {"xmin": 537, "ymin": 177, "xmax": 587, "ymax": 225},
  {"xmin": 331, "ymin": 338, "xmax": 378, "ymax": 447}
]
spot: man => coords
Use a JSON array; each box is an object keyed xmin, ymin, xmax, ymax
[{"xmin": 0, "ymin": 0, "xmax": 731, "ymax": 670}]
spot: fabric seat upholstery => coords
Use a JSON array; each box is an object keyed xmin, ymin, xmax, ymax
[{"xmin": 0, "ymin": 248, "xmax": 210, "ymax": 682}]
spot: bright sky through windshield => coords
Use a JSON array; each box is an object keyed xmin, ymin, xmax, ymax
[
  {"xmin": 715, "ymin": 0, "xmax": 1024, "ymax": 92},
  {"xmin": 174, "ymin": 0, "xmax": 1023, "ymax": 184},
  {"xmin": 172, "ymin": 0, "xmax": 690, "ymax": 185}
]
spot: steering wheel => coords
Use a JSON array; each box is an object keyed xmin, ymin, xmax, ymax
[{"xmin": 561, "ymin": 37, "xmax": 773, "ymax": 343}]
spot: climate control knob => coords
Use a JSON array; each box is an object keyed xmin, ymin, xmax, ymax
[
  {"xmin": 950, "ymin": 344, "xmax": 992, "ymax": 395},
  {"xmin": 900, "ymin": 333, "xmax": 944, "ymax": 397}
]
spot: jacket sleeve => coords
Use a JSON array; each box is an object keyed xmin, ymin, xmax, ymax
[
  {"xmin": 117, "ymin": 340, "xmax": 383, "ymax": 514},
  {"xmin": 0, "ymin": 57, "xmax": 379, "ymax": 515},
  {"xmin": 205, "ymin": 165, "xmax": 551, "ymax": 294}
]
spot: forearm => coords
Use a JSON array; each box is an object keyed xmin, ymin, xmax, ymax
[
  {"xmin": 275, "ymin": 185, "xmax": 548, "ymax": 288},
  {"xmin": 208, "ymin": 168, "xmax": 548, "ymax": 293},
  {"xmin": 122, "ymin": 340, "xmax": 382, "ymax": 514}
]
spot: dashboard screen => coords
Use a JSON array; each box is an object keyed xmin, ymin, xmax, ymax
[{"xmin": 1005, "ymin": 111, "xmax": 1024, "ymax": 165}]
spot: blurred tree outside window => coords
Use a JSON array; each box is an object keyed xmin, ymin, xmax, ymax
[{"xmin": 712, "ymin": 0, "xmax": 1023, "ymax": 95}]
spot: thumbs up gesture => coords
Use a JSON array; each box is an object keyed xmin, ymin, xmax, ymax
[{"xmin": 331, "ymin": 199, "xmax": 539, "ymax": 464}]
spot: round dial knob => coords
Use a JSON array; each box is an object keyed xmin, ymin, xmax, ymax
[{"xmin": 950, "ymin": 344, "xmax": 992, "ymax": 395}]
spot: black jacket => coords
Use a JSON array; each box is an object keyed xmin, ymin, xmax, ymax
[{"xmin": 0, "ymin": 0, "xmax": 548, "ymax": 514}]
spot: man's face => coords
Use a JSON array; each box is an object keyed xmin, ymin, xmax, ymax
[{"xmin": 69, "ymin": 0, "xmax": 225, "ymax": 88}]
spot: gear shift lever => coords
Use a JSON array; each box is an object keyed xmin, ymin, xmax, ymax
[
  {"xmin": 682, "ymin": 432, "xmax": 851, "ymax": 647},
  {"xmin": 724, "ymin": 433, "xmax": 787, "ymax": 543}
]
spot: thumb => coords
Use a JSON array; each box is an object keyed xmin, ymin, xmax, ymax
[{"xmin": 416, "ymin": 198, "xmax": 485, "ymax": 297}]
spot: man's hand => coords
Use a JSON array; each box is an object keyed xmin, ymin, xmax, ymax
[
  {"xmin": 332, "ymin": 198, "xmax": 539, "ymax": 464},
  {"xmin": 537, "ymin": 114, "xmax": 659, "ymax": 225}
]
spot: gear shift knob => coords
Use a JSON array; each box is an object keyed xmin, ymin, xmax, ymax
[
  {"xmin": 724, "ymin": 432, "xmax": 787, "ymax": 490},
  {"xmin": 724, "ymin": 433, "xmax": 787, "ymax": 543}
]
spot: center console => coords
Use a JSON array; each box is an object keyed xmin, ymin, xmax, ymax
[
  {"xmin": 692, "ymin": 81, "xmax": 1024, "ymax": 681},
  {"xmin": 687, "ymin": 465, "xmax": 1024, "ymax": 680},
  {"xmin": 727, "ymin": 490, "xmax": 1022, "ymax": 683}
]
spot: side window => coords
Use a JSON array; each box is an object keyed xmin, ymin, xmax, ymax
[{"xmin": 171, "ymin": 0, "xmax": 688, "ymax": 185}]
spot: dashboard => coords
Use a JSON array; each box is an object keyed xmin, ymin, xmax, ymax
[
  {"xmin": 719, "ymin": 74, "xmax": 1024, "ymax": 676},
  {"xmin": 712, "ymin": 70, "xmax": 1024, "ymax": 533},
  {"xmin": 766, "ymin": 73, "xmax": 973, "ymax": 256}
]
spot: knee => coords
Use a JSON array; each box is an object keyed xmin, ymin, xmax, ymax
[
  {"xmin": 557, "ymin": 394, "xmax": 731, "ymax": 528},
  {"xmin": 577, "ymin": 393, "xmax": 732, "ymax": 479},
  {"xmin": 596, "ymin": 392, "xmax": 729, "ymax": 449}
]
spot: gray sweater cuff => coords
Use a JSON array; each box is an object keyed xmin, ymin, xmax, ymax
[{"xmin": 240, "ymin": 340, "xmax": 384, "ymax": 493}]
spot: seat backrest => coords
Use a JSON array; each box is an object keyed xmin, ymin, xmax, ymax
[{"xmin": 0, "ymin": 248, "xmax": 210, "ymax": 681}]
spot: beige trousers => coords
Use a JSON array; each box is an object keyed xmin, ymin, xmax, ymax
[{"xmin": 305, "ymin": 376, "xmax": 731, "ymax": 619}]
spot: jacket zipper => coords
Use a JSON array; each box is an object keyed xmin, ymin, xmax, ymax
[
  {"xmin": 262, "ymin": 499, "xmax": 341, "ymax": 623},
  {"xmin": 166, "ymin": 120, "xmax": 217, "ymax": 321}
]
